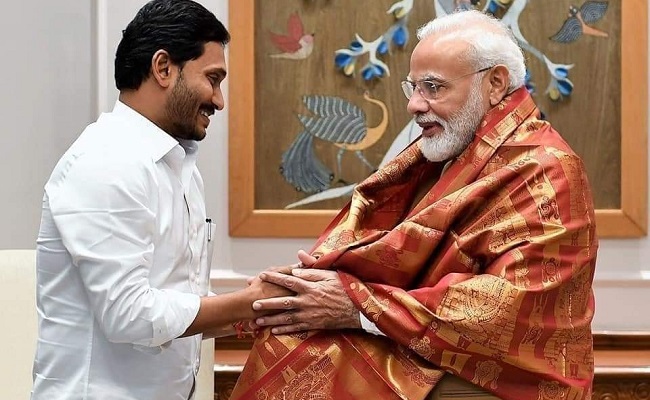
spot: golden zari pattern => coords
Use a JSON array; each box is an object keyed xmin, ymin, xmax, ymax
[{"xmin": 230, "ymin": 88, "xmax": 597, "ymax": 400}]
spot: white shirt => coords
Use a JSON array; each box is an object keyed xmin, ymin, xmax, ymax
[{"xmin": 32, "ymin": 101, "xmax": 214, "ymax": 400}]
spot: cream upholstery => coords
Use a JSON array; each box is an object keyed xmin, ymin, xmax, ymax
[
  {"xmin": 0, "ymin": 249, "xmax": 214, "ymax": 400},
  {"xmin": 0, "ymin": 249, "xmax": 37, "ymax": 400}
]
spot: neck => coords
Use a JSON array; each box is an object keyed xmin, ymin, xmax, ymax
[{"xmin": 118, "ymin": 84, "xmax": 167, "ymax": 133}]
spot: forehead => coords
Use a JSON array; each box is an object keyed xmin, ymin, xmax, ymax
[
  {"xmin": 409, "ymin": 35, "xmax": 471, "ymax": 79},
  {"xmin": 186, "ymin": 41, "xmax": 227, "ymax": 73}
]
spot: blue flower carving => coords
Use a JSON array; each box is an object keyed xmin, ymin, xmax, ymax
[
  {"xmin": 333, "ymin": 0, "xmax": 412, "ymax": 80},
  {"xmin": 361, "ymin": 63, "xmax": 387, "ymax": 81},
  {"xmin": 544, "ymin": 61, "xmax": 575, "ymax": 101},
  {"xmin": 377, "ymin": 39, "xmax": 389, "ymax": 55},
  {"xmin": 392, "ymin": 25, "xmax": 408, "ymax": 47},
  {"xmin": 524, "ymin": 69, "xmax": 536, "ymax": 94},
  {"xmin": 486, "ymin": 0, "xmax": 500, "ymax": 14}
]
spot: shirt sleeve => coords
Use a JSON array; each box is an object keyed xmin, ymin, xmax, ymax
[
  {"xmin": 46, "ymin": 154, "xmax": 200, "ymax": 347},
  {"xmin": 359, "ymin": 312, "xmax": 385, "ymax": 336}
]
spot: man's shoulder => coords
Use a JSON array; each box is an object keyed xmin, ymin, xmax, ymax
[
  {"xmin": 479, "ymin": 121, "xmax": 590, "ymax": 187},
  {"xmin": 63, "ymin": 115, "xmax": 153, "ymax": 167},
  {"xmin": 500, "ymin": 119, "xmax": 580, "ymax": 163},
  {"xmin": 46, "ymin": 117, "xmax": 155, "ymax": 194}
]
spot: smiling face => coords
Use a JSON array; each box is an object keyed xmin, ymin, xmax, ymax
[
  {"xmin": 417, "ymin": 76, "xmax": 486, "ymax": 162},
  {"xmin": 163, "ymin": 41, "xmax": 227, "ymax": 141},
  {"xmin": 406, "ymin": 35, "xmax": 491, "ymax": 162}
]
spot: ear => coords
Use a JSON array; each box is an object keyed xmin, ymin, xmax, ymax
[
  {"xmin": 487, "ymin": 65, "xmax": 510, "ymax": 106},
  {"xmin": 151, "ymin": 49, "xmax": 174, "ymax": 88}
]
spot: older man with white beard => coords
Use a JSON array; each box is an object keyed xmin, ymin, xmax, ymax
[{"xmin": 231, "ymin": 10, "xmax": 598, "ymax": 400}]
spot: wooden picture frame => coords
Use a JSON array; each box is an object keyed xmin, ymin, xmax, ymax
[{"xmin": 228, "ymin": 0, "xmax": 647, "ymax": 238}]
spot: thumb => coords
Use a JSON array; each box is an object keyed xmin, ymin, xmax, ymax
[{"xmin": 297, "ymin": 249, "xmax": 318, "ymax": 267}]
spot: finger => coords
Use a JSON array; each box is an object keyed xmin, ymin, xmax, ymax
[
  {"xmin": 255, "ymin": 311, "xmax": 304, "ymax": 327},
  {"xmin": 297, "ymin": 250, "xmax": 317, "ymax": 266},
  {"xmin": 291, "ymin": 267, "xmax": 339, "ymax": 282},
  {"xmin": 264, "ymin": 264, "xmax": 300, "ymax": 274},
  {"xmin": 270, "ymin": 322, "xmax": 311, "ymax": 335},
  {"xmin": 259, "ymin": 271, "xmax": 311, "ymax": 292},
  {"xmin": 252, "ymin": 296, "xmax": 296, "ymax": 312},
  {"xmin": 244, "ymin": 320, "xmax": 259, "ymax": 331}
]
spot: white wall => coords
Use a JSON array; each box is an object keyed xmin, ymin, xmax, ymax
[
  {"xmin": 0, "ymin": 1, "xmax": 94, "ymax": 249},
  {"xmin": 0, "ymin": 1, "xmax": 647, "ymax": 330}
]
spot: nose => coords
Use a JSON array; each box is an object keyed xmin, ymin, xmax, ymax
[
  {"xmin": 212, "ymin": 88, "xmax": 225, "ymax": 111},
  {"xmin": 406, "ymin": 90, "xmax": 430, "ymax": 115}
]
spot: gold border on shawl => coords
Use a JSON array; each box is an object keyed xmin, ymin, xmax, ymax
[{"xmin": 228, "ymin": 0, "xmax": 647, "ymax": 237}]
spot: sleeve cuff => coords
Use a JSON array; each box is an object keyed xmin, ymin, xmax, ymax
[
  {"xmin": 359, "ymin": 312, "xmax": 385, "ymax": 336},
  {"xmin": 142, "ymin": 292, "xmax": 201, "ymax": 347}
]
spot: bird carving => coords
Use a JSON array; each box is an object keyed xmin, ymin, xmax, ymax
[
  {"xmin": 454, "ymin": 0, "xmax": 481, "ymax": 11},
  {"xmin": 269, "ymin": 12, "xmax": 314, "ymax": 60},
  {"xmin": 437, "ymin": 0, "xmax": 482, "ymax": 14},
  {"xmin": 280, "ymin": 93, "xmax": 389, "ymax": 194},
  {"xmin": 550, "ymin": 1, "xmax": 609, "ymax": 43}
]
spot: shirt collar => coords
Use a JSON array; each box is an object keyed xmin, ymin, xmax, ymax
[{"xmin": 111, "ymin": 100, "xmax": 195, "ymax": 162}]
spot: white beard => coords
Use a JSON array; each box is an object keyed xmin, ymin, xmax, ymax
[{"xmin": 418, "ymin": 79, "xmax": 486, "ymax": 162}]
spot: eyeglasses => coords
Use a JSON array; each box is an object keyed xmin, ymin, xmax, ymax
[{"xmin": 401, "ymin": 66, "xmax": 493, "ymax": 101}]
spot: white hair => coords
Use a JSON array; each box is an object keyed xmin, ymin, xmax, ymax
[{"xmin": 416, "ymin": 10, "xmax": 526, "ymax": 92}]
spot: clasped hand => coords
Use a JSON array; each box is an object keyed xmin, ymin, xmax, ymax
[{"xmin": 251, "ymin": 250, "xmax": 361, "ymax": 334}]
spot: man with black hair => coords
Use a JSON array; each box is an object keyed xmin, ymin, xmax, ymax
[{"xmin": 32, "ymin": 1, "xmax": 288, "ymax": 399}]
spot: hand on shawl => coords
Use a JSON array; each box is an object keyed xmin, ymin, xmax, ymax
[{"xmin": 252, "ymin": 251, "xmax": 361, "ymax": 334}]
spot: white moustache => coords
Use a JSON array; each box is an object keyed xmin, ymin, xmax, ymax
[{"xmin": 416, "ymin": 114, "xmax": 444, "ymax": 125}]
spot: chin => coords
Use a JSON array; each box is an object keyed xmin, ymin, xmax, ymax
[
  {"xmin": 419, "ymin": 138, "xmax": 454, "ymax": 162},
  {"xmin": 184, "ymin": 126, "xmax": 207, "ymax": 141},
  {"xmin": 421, "ymin": 150, "xmax": 453, "ymax": 163},
  {"xmin": 192, "ymin": 130, "xmax": 207, "ymax": 141},
  {"xmin": 419, "ymin": 137, "xmax": 471, "ymax": 162}
]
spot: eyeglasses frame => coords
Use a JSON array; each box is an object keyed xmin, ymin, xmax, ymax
[{"xmin": 401, "ymin": 66, "xmax": 494, "ymax": 101}]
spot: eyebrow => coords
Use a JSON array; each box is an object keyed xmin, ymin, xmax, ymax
[{"xmin": 407, "ymin": 73, "xmax": 445, "ymax": 83}]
